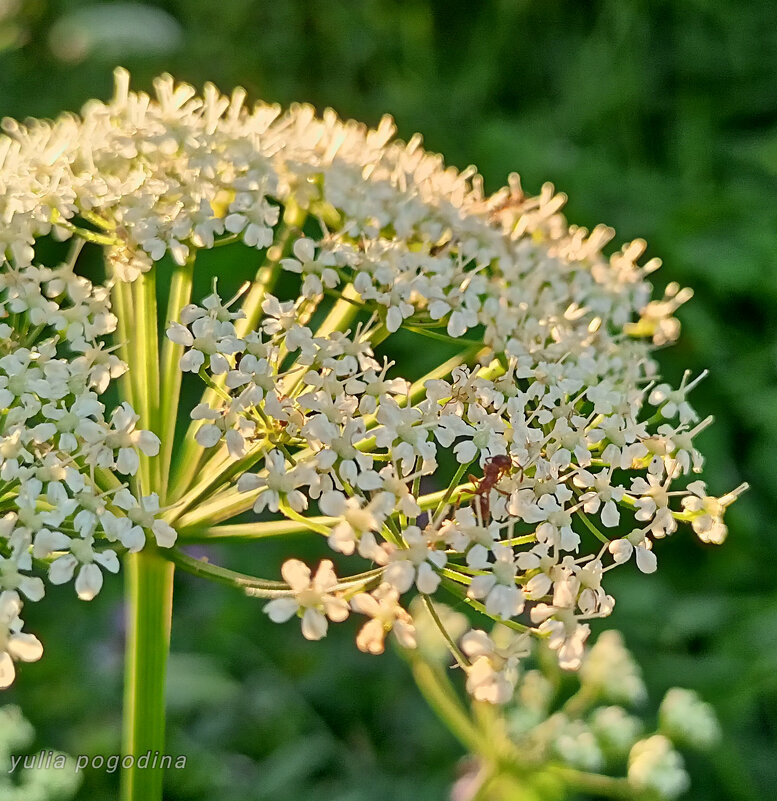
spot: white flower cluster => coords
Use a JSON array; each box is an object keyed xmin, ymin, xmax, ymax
[
  {"xmin": 170, "ymin": 267, "xmax": 744, "ymax": 697},
  {"xmin": 0, "ymin": 70, "xmax": 745, "ymax": 693},
  {"xmin": 501, "ymin": 631, "xmax": 653, "ymax": 771},
  {"xmin": 628, "ymin": 736, "xmax": 690, "ymax": 800},
  {"xmin": 659, "ymin": 687, "xmax": 721, "ymax": 750},
  {"xmin": 579, "ymin": 630, "xmax": 647, "ymax": 706},
  {"xmin": 443, "ymin": 623, "xmax": 719, "ymax": 801},
  {"xmin": 0, "ymin": 254, "xmax": 176, "ymax": 684}
]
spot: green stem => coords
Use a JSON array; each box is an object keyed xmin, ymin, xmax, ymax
[
  {"xmin": 110, "ymin": 279, "xmax": 133, "ymax": 411},
  {"xmin": 408, "ymin": 657, "xmax": 483, "ymax": 753},
  {"xmin": 576, "ymin": 507, "xmax": 611, "ymax": 545},
  {"xmin": 561, "ymin": 684, "xmax": 598, "ymax": 717},
  {"xmin": 112, "ymin": 257, "xmax": 171, "ymax": 801},
  {"xmin": 405, "ymin": 325, "xmax": 485, "ymax": 347},
  {"xmin": 165, "ymin": 439, "xmax": 271, "ymax": 525},
  {"xmin": 165, "ymin": 547, "xmax": 383, "ymax": 597},
  {"xmin": 130, "ymin": 271, "xmax": 161, "ymax": 494},
  {"xmin": 177, "ymin": 516, "xmax": 334, "ymax": 542},
  {"xmin": 311, "ymin": 280, "xmax": 361, "ymax": 339},
  {"xmin": 173, "ymin": 486, "xmax": 256, "ymax": 529},
  {"xmin": 417, "ymin": 482, "xmax": 476, "ymax": 512},
  {"xmin": 421, "ymin": 594, "xmax": 468, "ymax": 668},
  {"xmin": 121, "ymin": 548, "xmax": 174, "ymax": 801},
  {"xmin": 433, "ymin": 460, "xmax": 475, "ymax": 522},
  {"xmin": 438, "ymin": 574, "xmax": 530, "ymax": 633},
  {"xmin": 278, "ymin": 502, "xmax": 331, "ymax": 535},
  {"xmin": 546, "ymin": 766, "xmax": 634, "ymax": 799},
  {"xmin": 159, "ymin": 256, "xmax": 195, "ymax": 502}
]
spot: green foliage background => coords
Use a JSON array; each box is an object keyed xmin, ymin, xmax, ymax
[{"xmin": 1, "ymin": 1, "xmax": 775, "ymax": 799}]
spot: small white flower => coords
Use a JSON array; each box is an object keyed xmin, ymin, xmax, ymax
[
  {"xmin": 608, "ymin": 530, "xmax": 657, "ymax": 574},
  {"xmin": 319, "ymin": 491, "xmax": 392, "ymax": 561},
  {"xmin": 80, "ymin": 402, "xmax": 159, "ymax": 477},
  {"xmin": 48, "ymin": 537, "xmax": 120, "ymax": 601},
  {"xmin": 531, "ymin": 605, "xmax": 590, "ymax": 670},
  {"xmin": 109, "ymin": 490, "xmax": 177, "ymax": 548},
  {"xmin": 264, "ymin": 559, "xmax": 349, "ymax": 640},
  {"xmin": 460, "ymin": 628, "xmax": 530, "ymax": 704},
  {"xmin": 237, "ymin": 450, "xmax": 316, "ymax": 515},
  {"xmin": 350, "ymin": 583, "xmax": 416, "ymax": 654},
  {"xmin": 280, "ymin": 238, "xmax": 340, "ymax": 298},
  {"xmin": 384, "ymin": 526, "xmax": 446, "ymax": 594},
  {"xmin": 649, "ymin": 369, "xmax": 707, "ymax": 424},
  {"xmin": 467, "ymin": 544, "xmax": 524, "ymax": 619},
  {"xmin": 0, "ymin": 591, "xmax": 43, "ymax": 689},
  {"xmin": 681, "ymin": 480, "xmax": 748, "ymax": 545}
]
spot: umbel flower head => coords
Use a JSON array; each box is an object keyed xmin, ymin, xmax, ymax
[
  {"xmin": 439, "ymin": 619, "xmax": 719, "ymax": 801},
  {"xmin": 0, "ymin": 69, "xmax": 746, "ymax": 696}
]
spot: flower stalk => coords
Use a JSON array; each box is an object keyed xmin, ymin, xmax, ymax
[
  {"xmin": 159, "ymin": 257, "xmax": 195, "ymax": 501},
  {"xmin": 121, "ymin": 547, "xmax": 174, "ymax": 801},
  {"xmin": 0, "ymin": 71, "xmax": 745, "ymax": 801},
  {"xmin": 115, "ymin": 254, "xmax": 174, "ymax": 801}
]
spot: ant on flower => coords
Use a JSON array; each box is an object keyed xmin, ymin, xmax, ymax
[{"xmin": 464, "ymin": 454, "xmax": 520, "ymax": 521}]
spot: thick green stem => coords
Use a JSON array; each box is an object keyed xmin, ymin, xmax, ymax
[
  {"xmin": 132, "ymin": 272, "xmax": 160, "ymax": 448},
  {"xmin": 121, "ymin": 548, "xmax": 175, "ymax": 801},
  {"xmin": 159, "ymin": 257, "xmax": 195, "ymax": 502},
  {"xmin": 111, "ymin": 253, "xmax": 173, "ymax": 801}
]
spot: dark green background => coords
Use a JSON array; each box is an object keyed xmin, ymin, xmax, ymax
[{"xmin": 1, "ymin": 1, "xmax": 775, "ymax": 799}]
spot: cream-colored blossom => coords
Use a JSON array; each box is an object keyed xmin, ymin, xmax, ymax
[{"xmin": 0, "ymin": 71, "xmax": 743, "ymax": 697}]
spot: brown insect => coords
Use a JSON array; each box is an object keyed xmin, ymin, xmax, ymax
[{"xmin": 466, "ymin": 454, "xmax": 514, "ymax": 521}]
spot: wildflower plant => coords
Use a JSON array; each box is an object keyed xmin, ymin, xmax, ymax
[
  {"xmin": 0, "ymin": 70, "xmax": 745, "ymax": 800},
  {"xmin": 411, "ymin": 612, "xmax": 721, "ymax": 801}
]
